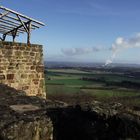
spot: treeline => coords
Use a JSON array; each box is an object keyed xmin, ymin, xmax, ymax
[
  {"xmin": 81, "ymin": 77, "xmax": 105, "ymax": 83},
  {"xmin": 81, "ymin": 77, "xmax": 140, "ymax": 89},
  {"xmin": 128, "ymin": 72, "xmax": 140, "ymax": 78},
  {"xmin": 106, "ymin": 81, "xmax": 140, "ymax": 89}
]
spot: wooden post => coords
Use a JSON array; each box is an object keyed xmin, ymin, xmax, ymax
[
  {"xmin": 27, "ymin": 21, "xmax": 31, "ymax": 45},
  {"xmin": 2, "ymin": 34, "xmax": 6, "ymax": 41},
  {"xmin": 12, "ymin": 34, "xmax": 15, "ymax": 42},
  {"xmin": 0, "ymin": 6, "xmax": 45, "ymax": 44},
  {"xmin": 12, "ymin": 29, "xmax": 17, "ymax": 42}
]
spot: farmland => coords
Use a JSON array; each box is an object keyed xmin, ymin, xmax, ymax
[{"xmin": 45, "ymin": 66, "xmax": 140, "ymax": 107}]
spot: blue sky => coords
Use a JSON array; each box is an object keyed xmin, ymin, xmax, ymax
[{"xmin": 1, "ymin": 0, "xmax": 140, "ymax": 64}]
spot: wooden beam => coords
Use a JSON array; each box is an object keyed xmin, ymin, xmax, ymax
[
  {"xmin": 0, "ymin": 25, "xmax": 24, "ymax": 33},
  {"xmin": 0, "ymin": 27, "xmax": 24, "ymax": 33},
  {"xmin": 3, "ymin": 20, "xmax": 30, "ymax": 36},
  {"xmin": 0, "ymin": 24, "xmax": 26, "ymax": 32},
  {"xmin": 0, "ymin": 6, "xmax": 45, "ymax": 26},
  {"xmin": 0, "ymin": 20, "xmax": 35, "ymax": 30},
  {"xmin": 1, "ymin": 16, "xmax": 37, "ymax": 29},
  {"xmin": 0, "ymin": 17, "xmax": 21, "ymax": 26},
  {"xmin": 0, "ymin": 11, "xmax": 9, "ymax": 18},
  {"xmin": 3, "ymin": 14, "xmax": 41, "ymax": 28},
  {"xmin": 27, "ymin": 21, "xmax": 32, "ymax": 45},
  {"xmin": 2, "ymin": 34, "xmax": 6, "ymax": 41},
  {"xmin": 0, "ymin": 29, "xmax": 19, "ymax": 36},
  {"xmin": 0, "ymin": 23, "xmax": 17, "ymax": 29},
  {"xmin": 0, "ymin": 6, "xmax": 45, "ymax": 44},
  {"xmin": 17, "ymin": 14, "xmax": 29, "ymax": 33},
  {"xmin": 0, "ymin": 19, "xmax": 21, "ymax": 27},
  {"xmin": 0, "ymin": 28, "xmax": 12, "ymax": 33},
  {"xmin": 0, "ymin": 31, "xmax": 19, "ymax": 36},
  {"xmin": 12, "ymin": 28, "xmax": 18, "ymax": 42}
]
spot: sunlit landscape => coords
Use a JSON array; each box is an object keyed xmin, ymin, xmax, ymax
[
  {"xmin": 46, "ymin": 62, "xmax": 140, "ymax": 108},
  {"xmin": 0, "ymin": 0, "xmax": 140, "ymax": 139}
]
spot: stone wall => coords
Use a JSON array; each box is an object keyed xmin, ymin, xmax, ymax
[
  {"xmin": 0, "ymin": 84, "xmax": 53, "ymax": 140},
  {"xmin": 0, "ymin": 84, "xmax": 139, "ymax": 140},
  {"xmin": 0, "ymin": 41, "xmax": 46, "ymax": 98}
]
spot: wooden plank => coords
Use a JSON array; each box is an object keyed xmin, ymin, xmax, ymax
[
  {"xmin": 0, "ymin": 6, "xmax": 45, "ymax": 43},
  {"xmin": 0, "ymin": 6, "xmax": 45, "ymax": 26},
  {"xmin": 3, "ymin": 14, "xmax": 41, "ymax": 28},
  {"xmin": 0, "ymin": 28, "xmax": 23, "ymax": 34},
  {"xmin": 17, "ymin": 15, "xmax": 29, "ymax": 33},
  {"xmin": 0, "ymin": 29, "xmax": 19, "ymax": 36},
  {"xmin": 0, "ymin": 19, "xmax": 35, "ymax": 30},
  {"xmin": 0, "ymin": 24, "xmax": 24, "ymax": 33},
  {"xmin": 0, "ymin": 17, "xmax": 21, "ymax": 26},
  {"xmin": 0, "ymin": 11, "xmax": 9, "ymax": 18},
  {"xmin": 1, "ymin": 16, "xmax": 37, "ymax": 29},
  {"xmin": 0, "ymin": 19, "xmax": 21, "ymax": 27},
  {"xmin": 3, "ymin": 20, "xmax": 30, "ymax": 35},
  {"xmin": 0, "ymin": 16, "xmax": 39, "ymax": 29},
  {"xmin": 0, "ymin": 24, "xmax": 26, "ymax": 32},
  {"xmin": 0, "ymin": 28, "xmax": 11, "ymax": 32}
]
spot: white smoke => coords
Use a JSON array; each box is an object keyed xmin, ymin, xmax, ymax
[
  {"xmin": 61, "ymin": 33, "xmax": 140, "ymax": 65},
  {"xmin": 105, "ymin": 33, "xmax": 140, "ymax": 66}
]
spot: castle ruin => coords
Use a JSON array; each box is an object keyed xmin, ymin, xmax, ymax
[{"xmin": 0, "ymin": 6, "xmax": 46, "ymax": 98}]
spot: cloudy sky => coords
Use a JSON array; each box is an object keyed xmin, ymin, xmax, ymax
[{"xmin": 1, "ymin": 0, "xmax": 140, "ymax": 64}]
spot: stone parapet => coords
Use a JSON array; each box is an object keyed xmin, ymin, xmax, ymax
[{"xmin": 0, "ymin": 41, "xmax": 46, "ymax": 98}]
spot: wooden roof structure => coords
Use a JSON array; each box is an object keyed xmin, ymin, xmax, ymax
[{"xmin": 0, "ymin": 6, "xmax": 45, "ymax": 44}]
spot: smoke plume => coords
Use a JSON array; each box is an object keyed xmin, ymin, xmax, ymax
[{"xmin": 105, "ymin": 33, "xmax": 140, "ymax": 65}]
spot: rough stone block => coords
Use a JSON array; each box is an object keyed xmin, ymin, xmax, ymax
[
  {"xmin": 22, "ymin": 86, "xmax": 29, "ymax": 90},
  {"xmin": 21, "ymin": 74, "xmax": 27, "ymax": 79},
  {"xmin": 22, "ymin": 60, "xmax": 28, "ymax": 63},
  {"xmin": 23, "ymin": 51, "xmax": 29, "ymax": 55},
  {"xmin": 8, "ymin": 66, "xmax": 14, "ymax": 70},
  {"xmin": 36, "ymin": 66, "xmax": 44, "ymax": 72},
  {"xmin": 0, "ymin": 74, "xmax": 5, "ymax": 80},
  {"xmin": 29, "ymin": 74, "xmax": 34, "ymax": 79},
  {"xmin": 14, "ymin": 51, "xmax": 22, "ymax": 57},
  {"xmin": 7, "ymin": 74, "xmax": 14, "ymax": 80},
  {"xmin": 34, "ymin": 81, "xmax": 38, "ymax": 85},
  {"xmin": 31, "ymin": 66, "xmax": 35, "ymax": 70},
  {"xmin": 30, "ymin": 52, "xmax": 35, "ymax": 56}
]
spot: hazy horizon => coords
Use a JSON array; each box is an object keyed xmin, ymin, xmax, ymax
[{"xmin": 45, "ymin": 59, "xmax": 140, "ymax": 65}]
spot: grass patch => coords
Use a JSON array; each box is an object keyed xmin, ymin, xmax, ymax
[{"xmin": 45, "ymin": 68, "xmax": 140, "ymax": 107}]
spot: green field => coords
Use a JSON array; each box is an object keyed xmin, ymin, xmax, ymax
[{"xmin": 46, "ymin": 68, "xmax": 140, "ymax": 106}]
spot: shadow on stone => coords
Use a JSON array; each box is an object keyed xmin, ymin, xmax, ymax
[
  {"xmin": 0, "ymin": 84, "xmax": 139, "ymax": 140},
  {"xmin": 47, "ymin": 105, "xmax": 140, "ymax": 140}
]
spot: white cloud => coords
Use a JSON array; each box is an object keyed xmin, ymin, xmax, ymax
[{"xmin": 61, "ymin": 46, "xmax": 104, "ymax": 56}]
